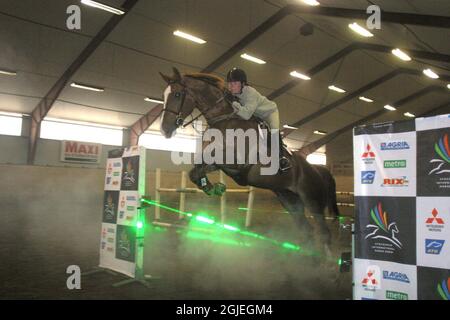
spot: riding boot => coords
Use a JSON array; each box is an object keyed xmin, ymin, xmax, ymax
[{"xmin": 199, "ymin": 177, "xmax": 214, "ymax": 195}]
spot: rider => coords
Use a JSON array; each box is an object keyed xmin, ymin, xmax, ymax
[{"xmin": 226, "ymin": 67, "xmax": 291, "ymax": 172}]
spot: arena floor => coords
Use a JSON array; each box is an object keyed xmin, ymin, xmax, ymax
[{"xmin": 1, "ymin": 206, "xmax": 352, "ymax": 300}]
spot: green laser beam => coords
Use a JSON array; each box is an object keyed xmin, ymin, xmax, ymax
[{"xmin": 141, "ymin": 198, "xmax": 327, "ymax": 257}]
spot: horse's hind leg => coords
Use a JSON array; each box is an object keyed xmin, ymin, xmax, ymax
[{"xmin": 274, "ymin": 190, "xmax": 312, "ymax": 245}]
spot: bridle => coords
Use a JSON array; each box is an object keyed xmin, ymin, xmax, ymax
[
  {"xmin": 161, "ymin": 79, "xmax": 234, "ymax": 130},
  {"xmin": 161, "ymin": 82, "xmax": 189, "ymax": 128}
]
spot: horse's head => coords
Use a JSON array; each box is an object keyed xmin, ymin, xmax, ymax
[
  {"xmin": 389, "ymin": 223, "xmax": 399, "ymax": 234},
  {"xmin": 159, "ymin": 67, "xmax": 197, "ymax": 138}
]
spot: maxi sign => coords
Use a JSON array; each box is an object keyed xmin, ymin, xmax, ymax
[{"xmin": 61, "ymin": 140, "xmax": 102, "ymax": 164}]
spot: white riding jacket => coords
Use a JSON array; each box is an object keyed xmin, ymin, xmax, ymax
[{"xmin": 232, "ymin": 85, "xmax": 278, "ymax": 122}]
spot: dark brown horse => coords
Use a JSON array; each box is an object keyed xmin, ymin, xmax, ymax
[{"xmin": 158, "ymin": 67, "xmax": 339, "ymax": 258}]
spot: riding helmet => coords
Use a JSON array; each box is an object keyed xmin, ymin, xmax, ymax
[{"xmin": 226, "ymin": 67, "xmax": 247, "ymax": 84}]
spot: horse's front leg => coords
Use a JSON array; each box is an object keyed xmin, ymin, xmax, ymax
[{"xmin": 189, "ymin": 164, "xmax": 226, "ymax": 196}]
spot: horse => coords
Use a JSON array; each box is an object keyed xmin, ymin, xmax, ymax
[
  {"xmin": 158, "ymin": 67, "xmax": 340, "ymax": 259},
  {"xmin": 365, "ymin": 223, "xmax": 402, "ymax": 248}
]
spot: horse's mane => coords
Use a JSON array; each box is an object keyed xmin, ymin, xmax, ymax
[{"xmin": 184, "ymin": 73, "xmax": 226, "ymax": 91}]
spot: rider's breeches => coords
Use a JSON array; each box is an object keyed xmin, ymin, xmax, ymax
[{"xmin": 266, "ymin": 109, "xmax": 280, "ymax": 131}]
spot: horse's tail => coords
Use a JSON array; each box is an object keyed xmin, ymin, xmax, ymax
[
  {"xmin": 328, "ymin": 174, "xmax": 340, "ymax": 219},
  {"xmin": 309, "ymin": 163, "xmax": 341, "ymax": 220},
  {"xmin": 318, "ymin": 167, "xmax": 340, "ymax": 219}
]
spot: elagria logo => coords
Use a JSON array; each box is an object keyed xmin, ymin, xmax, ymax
[
  {"xmin": 437, "ymin": 277, "xmax": 450, "ymax": 300},
  {"xmin": 380, "ymin": 141, "xmax": 410, "ymax": 151},
  {"xmin": 429, "ymin": 133, "xmax": 450, "ymax": 175},
  {"xmin": 362, "ymin": 144, "xmax": 375, "ymax": 164},
  {"xmin": 365, "ymin": 202, "xmax": 402, "ymax": 249},
  {"xmin": 383, "ymin": 270, "xmax": 410, "ymax": 283}
]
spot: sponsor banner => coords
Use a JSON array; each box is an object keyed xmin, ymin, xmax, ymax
[
  {"xmin": 417, "ymin": 128, "xmax": 450, "ymax": 196},
  {"xmin": 353, "ymin": 119, "xmax": 415, "ymax": 136},
  {"xmin": 354, "ymin": 259, "xmax": 417, "ymax": 300},
  {"xmin": 353, "ymin": 132, "xmax": 416, "ymax": 197},
  {"xmin": 61, "ymin": 140, "xmax": 102, "ymax": 164},
  {"xmin": 102, "ymin": 191, "xmax": 119, "ymax": 224},
  {"xmin": 416, "ymin": 114, "xmax": 450, "ymax": 132},
  {"xmin": 99, "ymin": 222, "xmax": 135, "ymax": 277},
  {"xmin": 108, "ymin": 148, "xmax": 124, "ymax": 159},
  {"xmin": 354, "ymin": 114, "xmax": 449, "ymax": 300},
  {"xmin": 121, "ymin": 156, "xmax": 140, "ymax": 191},
  {"xmin": 117, "ymin": 191, "xmax": 140, "ymax": 226},
  {"xmin": 122, "ymin": 145, "xmax": 141, "ymax": 158},
  {"xmin": 355, "ymin": 196, "xmax": 416, "ymax": 265},
  {"xmin": 99, "ymin": 146, "xmax": 146, "ymax": 278},
  {"xmin": 416, "ymin": 198, "xmax": 450, "ymax": 269},
  {"xmin": 105, "ymin": 158, "xmax": 122, "ymax": 191},
  {"xmin": 417, "ymin": 266, "xmax": 450, "ymax": 300},
  {"xmin": 115, "ymin": 225, "xmax": 136, "ymax": 263}
]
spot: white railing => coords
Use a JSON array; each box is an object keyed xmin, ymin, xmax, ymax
[{"xmin": 154, "ymin": 169, "xmax": 255, "ymax": 227}]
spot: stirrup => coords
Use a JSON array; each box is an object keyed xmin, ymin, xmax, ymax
[{"xmin": 279, "ymin": 157, "xmax": 292, "ymax": 172}]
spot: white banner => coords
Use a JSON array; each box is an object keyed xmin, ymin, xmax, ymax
[
  {"xmin": 61, "ymin": 140, "xmax": 102, "ymax": 164},
  {"xmin": 99, "ymin": 146, "xmax": 146, "ymax": 278}
]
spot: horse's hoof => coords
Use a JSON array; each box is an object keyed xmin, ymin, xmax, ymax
[{"xmin": 213, "ymin": 183, "xmax": 226, "ymax": 196}]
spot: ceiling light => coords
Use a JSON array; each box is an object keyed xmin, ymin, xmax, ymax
[
  {"xmin": 404, "ymin": 112, "xmax": 415, "ymax": 118},
  {"xmin": 70, "ymin": 82, "xmax": 104, "ymax": 92},
  {"xmin": 359, "ymin": 96, "xmax": 374, "ymax": 103},
  {"xmin": 384, "ymin": 105, "xmax": 396, "ymax": 111},
  {"xmin": 283, "ymin": 125, "xmax": 298, "ymax": 130},
  {"xmin": 0, "ymin": 111, "xmax": 23, "ymax": 117},
  {"xmin": 314, "ymin": 130, "xmax": 327, "ymax": 135},
  {"xmin": 145, "ymin": 97, "xmax": 164, "ymax": 104},
  {"xmin": 328, "ymin": 85, "xmax": 346, "ymax": 93},
  {"xmin": 348, "ymin": 22, "xmax": 374, "ymax": 37},
  {"xmin": 302, "ymin": 0, "xmax": 320, "ymax": 6},
  {"xmin": 0, "ymin": 69, "xmax": 17, "ymax": 76},
  {"xmin": 80, "ymin": 0, "xmax": 125, "ymax": 15},
  {"xmin": 423, "ymin": 68, "xmax": 439, "ymax": 79},
  {"xmin": 290, "ymin": 71, "xmax": 311, "ymax": 80},
  {"xmin": 173, "ymin": 30, "xmax": 206, "ymax": 44},
  {"xmin": 240, "ymin": 53, "xmax": 266, "ymax": 64},
  {"xmin": 391, "ymin": 48, "xmax": 411, "ymax": 61},
  {"xmin": 447, "ymin": 84, "xmax": 450, "ymax": 90},
  {"xmin": 45, "ymin": 117, "xmax": 125, "ymax": 129}
]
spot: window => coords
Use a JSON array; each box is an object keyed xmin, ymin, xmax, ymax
[
  {"xmin": 139, "ymin": 131, "xmax": 197, "ymax": 153},
  {"xmin": 40, "ymin": 118, "xmax": 123, "ymax": 146},
  {"xmin": 306, "ymin": 152, "xmax": 327, "ymax": 165},
  {"xmin": 0, "ymin": 113, "xmax": 22, "ymax": 136}
]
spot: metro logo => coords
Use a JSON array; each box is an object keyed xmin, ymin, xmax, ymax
[
  {"xmin": 384, "ymin": 160, "xmax": 406, "ymax": 168},
  {"xmin": 386, "ymin": 290, "xmax": 408, "ymax": 300}
]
